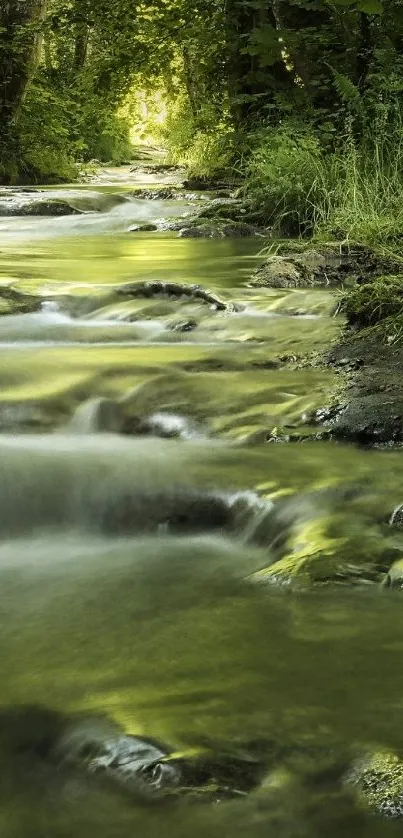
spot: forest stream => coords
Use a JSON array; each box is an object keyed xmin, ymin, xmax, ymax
[{"xmin": 3, "ymin": 166, "xmax": 403, "ymax": 838}]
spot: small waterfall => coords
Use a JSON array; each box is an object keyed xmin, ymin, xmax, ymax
[
  {"xmin": 0, "ymin": 435, "xmax": 242, "ymax": 538},
  {"xmin": 68, "ymin": 397, "xmax": 123, "ymax": 434}
]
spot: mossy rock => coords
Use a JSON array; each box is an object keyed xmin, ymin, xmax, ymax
[
  {"xmin": 195, "ymin": 199, "xmax": 249, "ymax": 222},
  {"xmin": 382, "ymin": 558, "xmax": 403, "ymax": 590},
  {"xmin": 178, "ymin": 219, "xmax": 258, "ymax": 238},
  {"xmin": 0, "ymin": 286, "xmax": 41, "ymax": 315},
  {"xmin": 346, "ymin": 752, "xmax": 403, "ymax": 818},
  {"xmin": 249, "ymin": 515, "xmax": 391, "ymax": 587},
  {"xmin": 18, "ymin": 200, "xmax": 81, "ymax": 216},
  {"xmin": 253, "ymin": 245, "xmax": 403, "ymax": 291},
  {"xmin": 251, "ymin": 251, "xmax": 336, "ymax": 289}
]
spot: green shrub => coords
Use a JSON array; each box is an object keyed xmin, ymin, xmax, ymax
[
  {"xmin": 243, "ymin": 122, "xmax": 328, "ymax": 234},
  {"xmin": 160, "ymin": 93, "xmax": 234, "ymax": 177},
  {"xmin": 19, "ymin": 79, "xmax": 80, "ymax": 182},
  {"xmin": 76, "ymin": 94, "xmax": 134, "ymax": 163},
  {"xmin": 0, "ymin": 72, "xmax": 134, "ymax": 183}
]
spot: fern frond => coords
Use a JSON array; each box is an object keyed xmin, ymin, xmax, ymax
[{"xmin": 332, "ymin": 69, "xmax": 363, "ymax": 114}]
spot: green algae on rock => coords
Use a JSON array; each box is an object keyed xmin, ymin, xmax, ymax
[
  {"xmin": 346, "ymin": 752, "xmax": 403, "ymax": 819},
  {"xmin": 252, "ymin": 245, "xmax": 403, "ymax": 290},
  {"xmin": 0, "ymin": 286, "xmax": 41, "ymax": 315}
]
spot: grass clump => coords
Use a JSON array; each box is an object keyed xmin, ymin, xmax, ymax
[
  {"xmin": 243, "ymin": 117, "xmax": 403, "ymax": 248},
  {"xmin": 341, "ymin": 275, "xmax": 403, "ymax": 328},
  {"xmin": 243, "ymin": 122, "xmax": 326, "ymax": 235}
]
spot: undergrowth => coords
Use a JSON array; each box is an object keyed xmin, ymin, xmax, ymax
[
  {"xmin": 159, "ymin": 94, "xmax": 235, "ymax": 178},
  {"xmin": 243, "ymin": 116, "xmax": 403, "ymax": 248},
  {"xmin": 341, "ymin": 276, "xmax": 403, "ymax": 328}
]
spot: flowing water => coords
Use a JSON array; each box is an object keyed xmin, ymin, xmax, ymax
[{"xmin": 1, "ymin": 167, "xmax": 403, "ymax": 837}]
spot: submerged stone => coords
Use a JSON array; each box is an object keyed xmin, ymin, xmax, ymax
[
  {"xmin": 382, "ymin": 558, "xmax": 403, "ymax": 589},
  {"xmin": 345, "ymin": 752, "xmax": 403, "ymax": 818},
  {"xmin": 0, "ymin": 705, "xmax": 272, "ymax": 806},
  {"xmin": 98, "ymin": 487, "xmax": 232, "ymax": 536},
  {"xmin": 68, "ymin": 397, "xmax": 123, "ymax": 433}
]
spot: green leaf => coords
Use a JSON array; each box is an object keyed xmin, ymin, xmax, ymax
[{"xmin": 356, "ymin": 0, "xmax": 383, "ymax": 13}]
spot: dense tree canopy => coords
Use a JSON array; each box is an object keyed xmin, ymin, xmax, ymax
[{"xmin": 0, "ymin": 0, "xmax": 402, "ymax": 184}]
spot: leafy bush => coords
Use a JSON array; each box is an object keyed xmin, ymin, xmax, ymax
[
  {"xmin": 160, "ymin": 93, "xmax": 234, "ymax": 177},
  {"xmin": 243, "ymin": 122, "xmax": 328, "ymax": 234},
  {"xmin": 16, "ymin": 80, "xmax": 79, "ymax": 182},
  {"xmin": 0, "ymin": 72, "xmax": 134, "ymax": 184}
]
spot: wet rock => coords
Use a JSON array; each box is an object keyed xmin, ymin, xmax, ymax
[
  {"xmin": 251, "ymin": 250, "xmax": 342, "ymax": 289},
  {"xmin": 127, "ymin": 222, "xmax": 159, "ymax": 232},
  {"xmin": 178, "ymin": 220, "xmax": 258, "ymax": 238},
  {"xmin": 0, "ymin": 705, "xmax": 180, "ymax": 802},
  {"xmin": 345, "ymin": 752, "xmax": 403, "ymax": 818},
  {"xmin": 114, "ymin": 280, "xmax": 230, "ymax": 311},
  {"xmin": 56, "ymin": 717, "xmax": 181, "ymax": 799},
  {"xmin": 319, "ymin": 397, "xmax": 403, "ymax": 446},
  {"xmin": 128, "ymin": 188, "xmax": 201, "ymax": 202},
  {"xmin": 99, "ymin": 488, "xmax": 232, "ymax": 536},
  {"xmin": 0, "ymin": 198, "xmax": 81, "ymax": 216},
  {"xmin": 0, "ymin": 286, "xmax": 41, "ymax": 316},
  {"xmin": 390, "ymin": 504, "xmax": 403, "ymax": 529},
  {"xmin": 129, "ymin": 188, "xmax": 178, "ymax": 200},
  {"xmin": 170, "ymin": 319, "xmax": 197, "ymax": 333},
  {"xmin": 382, "ymin": 558, "xmax": 403, "ymax": 589},
  {"xmin": 0, "ymin": 704, "xmax": 272, "ymax": 806}
]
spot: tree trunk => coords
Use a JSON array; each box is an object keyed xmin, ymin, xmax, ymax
[
  {"xmin": 355, "ymin": 12, "xmax": 374, "ymax": 93},
  {"xmin": 74, "ymin": 25, "xmax": 90, "ymax": 71},
  {"xmin": 182, "ymin": 46, "xmax": 199, "ymax": 118},
  {"xmin": 225, "ymin": 0, "xmax": 292, "ymax": 127},
  {"xmin": 271, "ymin": 0, "xmax": 333, "ymax": 106},
  {"xmin": 0, "ymin": 0, "xmax": 47, "ymax": 129}
]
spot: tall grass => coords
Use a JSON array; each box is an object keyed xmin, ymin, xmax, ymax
[{"xmin": 244, "ymin": 117, "xmax": 403, "ymax": 249}]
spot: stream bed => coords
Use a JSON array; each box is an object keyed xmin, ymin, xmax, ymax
[{"xmin": 1, "ymin": 167, "xmax": 403, "ymax": 838}]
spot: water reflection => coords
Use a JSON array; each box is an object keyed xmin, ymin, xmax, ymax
[{"xmin": 0, "ymin": 183, "xmax": 401, "ymax": 837}]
